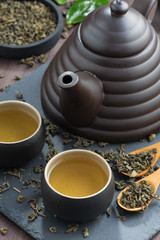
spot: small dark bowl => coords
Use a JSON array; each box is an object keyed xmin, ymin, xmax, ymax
[
  {"xmin": 0, "ymin": 0, "xmax": 63, "ymax": 59},
  {"xmin": 0, "ymin": 100, "xmax": 45, "ymax": 168},
  {"xmin": 41, "ymin": 149, "xmax": 115, "ymax": 222}
]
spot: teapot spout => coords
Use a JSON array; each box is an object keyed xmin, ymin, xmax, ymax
[{"xmin": 57, "ymin": 71, "xmax": 103, "ymax": 127}]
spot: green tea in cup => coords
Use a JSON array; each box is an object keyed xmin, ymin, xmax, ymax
[{"xmin": 49, "ymin": 155, "xmax": 108, "ymax": 198}]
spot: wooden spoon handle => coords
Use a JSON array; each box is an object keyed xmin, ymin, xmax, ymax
[
  {"xmin": 130, "ymin": 142, "xmax": 160, "ymax": 155},
  {"xmin": 142, "ymin": 168, "xmax": 160, "ymax": 190}
]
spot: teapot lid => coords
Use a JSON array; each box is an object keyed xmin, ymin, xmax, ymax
[{"xmin": 80, "ymin": 0, "xmax": 153, "ymax": 57}]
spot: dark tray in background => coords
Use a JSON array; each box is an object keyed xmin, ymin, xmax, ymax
[{"xmin": 0, "ymin": 62, "xmax": 160, "ymax": 240}]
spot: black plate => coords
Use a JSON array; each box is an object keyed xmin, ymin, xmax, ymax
[{"xmin": 0, "ymin": 0, "xmax": 63, "ymax": 59}]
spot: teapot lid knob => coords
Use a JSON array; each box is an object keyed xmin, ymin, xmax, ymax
[{"xmin": 110, "ymin": 0, "xmax": 129, "ymax": 15}]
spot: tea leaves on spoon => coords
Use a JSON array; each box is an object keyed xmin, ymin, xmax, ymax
[
  {"xmin": 66, "ymin": 0, "xmax": 109, "ymax": 25},
  {"xmin": 117, "ymin": 148, "xmax": 157, "ymax": 176},
  {"xmin": 119, "ymin": 180, "xmax": 158, "ymax": 210}
]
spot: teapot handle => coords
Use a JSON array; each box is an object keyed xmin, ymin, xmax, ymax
[{"xmin": 132, "ymin": 0, "xmax": 160, "ymax": 34}]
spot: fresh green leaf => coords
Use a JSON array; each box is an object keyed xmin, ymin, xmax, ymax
[
  {"xmin": 66, "ymin": 0, "xmax": 109, "ymax": 25},
  {"xmin": 53, "ymin": 0, "xmax": 67, "ymax": 5}
]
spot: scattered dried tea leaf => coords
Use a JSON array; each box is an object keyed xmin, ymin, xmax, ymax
[
  {"xmin": 28, "ymin": 213, "xmax": 37, "ymax": 221},
  {"xmin": 115, "ymin": 180, "xmax": 127, "ymax": 190},
  {"xmin": 14, "ymin": 76, "xmax": 22, "ymax": 81},
  {"xmin": 45, "ymin": 135, "xmax": 54, "ymax": 148},
  {"xmin": 16, "ymin": 91, "xmax": 25, "ymax": 101},
  {"xmin": 48, "ymin": 122, "xmax": 61, "ymax": 136},
  {"xmin": 148, "ymin": 134, "xmax": 156, "ymax": 142},
  {"xmin": 0, "ymin": 227, "xmax": 8, "ymax": 235},
  {"xmin": 5, "ymin": 169, "xmax": 21, "ymax": 178},
  {"xmin": 63, "ymin": 138, "xmax": 73, "ymax": 145},
  {"xmin": 22, "ymin": 177, "xmax": 41, "ymax": 189},
  {"xmin": 28, "ymin": 198, "xmax": 46, "ymax": 217},
  {"xmin": 34, "ymin": 165, "xmax": 44, "ymax": 173},
  {"xmin": 17, "ymin": 195, "xmax": 25, "ymax": 203},
  {"xmin": 46, "ymin": 148, "xmax": 59, "ymax": 162},
  {"xmin": 0, "ymin": 177, "xmax": 10, "ymax": 194},
  {"xmin": 83, "ymin": 227, "xmax": 89, "ymax": 238},
  {"xmin": 72, "ymin": 135, "xmax": 95, "ymax": 147},
  {"xmin": 106, "ymin": 207, "xmax": 112, "ymax": 216},
  {"xmin": 104, "ymin": 149, "xmax": 118, "ymax": 163},
  {"xmin": 117, "ymin": 144, "xmax": 126, "ymax": 153},
  {"xmin": 13, "ymin": 187, "xmax": 21, "ymax": 193},
  {"xmin": 89, "ymin": 148, "xmax": 104, "ymax": 157},
  {"xmin": 0, "ymin": 74, "xmax": 5, "ymax": 78},
  {"xmin": 20, "ymin": 54, "xmax": 47, "ymax": 67},
  {"xmin": 98, "ymin": 141, "xmax": 109, "ymax": 147},
  {"xmin": 66, "ymin": 224, "xmax": 79, "ymax": 233},
  {"xmin": 49, "ymin": 226, "xmax": 57, "ymax": 233}
]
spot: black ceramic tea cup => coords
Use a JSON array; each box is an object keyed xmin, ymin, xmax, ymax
[
  {"xmin": 41, "ymin": 149, "xmax": 115, "ymax": 221},
  {"xmin": 0, "ymin": 100, "xmax": 45, "ymax": 168}
]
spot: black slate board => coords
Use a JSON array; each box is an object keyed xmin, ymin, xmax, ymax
[{"xmin": 0, "ymin": 62, "xmax": 160, "ymax": 240}]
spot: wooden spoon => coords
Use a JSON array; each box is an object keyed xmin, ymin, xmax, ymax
[
  {"xmin": 118, "ymin": 142, "xmax": 160, "ymax": 177},
  {"xmin": 117, "ymin": 168, "xmax": 160, "ymax": 211}
]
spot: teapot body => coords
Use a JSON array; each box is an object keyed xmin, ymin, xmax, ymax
[{"xmin": 41, "ymin": 3, "xmax": 160, "ymax": 142}]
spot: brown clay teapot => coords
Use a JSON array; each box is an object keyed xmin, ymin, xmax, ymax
[{"xmin": 41, "ymin": 0, "xmax": 160, "ymax": 142}]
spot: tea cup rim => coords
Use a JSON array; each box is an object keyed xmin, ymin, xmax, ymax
[
  {"xmin": 44, "ymin": 149, "xmax": 112, "ymax": 200},
  {"xmin": 0, "ymin": 100, "xmax": 42, "ymax": 144}
]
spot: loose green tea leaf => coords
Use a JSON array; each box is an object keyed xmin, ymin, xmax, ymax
[
  {"xmin": 20, "ymin": 54, "xmax": 47, "ymax": 67},
  {"xmin": 53, "ymin": 0, "xmax": 67, "ymax": 5},
  {"xmin": 28, "ymin": 198, "xmax": 46, "ymax": 217},
  {"xmin": 5, "ymin": 169, "xmax": 21, "ymax": 178},
  {"xmin": 13, "ymin": 187, "xmax": 21, "ymax": 193},
  {"xmin": 115, "ymin": 180, "xmax": 127, "ymax": 190},
  {"xmin": 0, "ymin": 0, "xmax": 57, "ymax": 45},
  {"xmin": 14, "ymin": 76, "xmax": 22, "ymax": 81},
  {"xmin": 72, "ymin": 135, "xmax": 95, "ymax": 147},
  {"xmin": 17, "ymin": 195, "xmax": 25, "ymax": 203},
  {"xmin": 16, "ymin": 91, "xmax": 25, "ymax": 101},
  {"xmin": 28, "ymin": 213, "xmax": 37, "ymax": 221},
  {"xmin": 66, "ymin": 0, "xmax": 109, "ymax": 25},
  {"xmin": 34, "ymin": 165, "xmax": 44, "ymax": 173},
  {"xmin": 0, "ymin": 74, "xmax": 5, "ymax": 78},
  {"xmin": 0, "ymin": 178, "xmax": 10, "ymax": 194},
  {"xmin": 22, "ymin": 177, "xmax": 41, "ymax": 189},
  {"xmin": 83, "ymin": 227, "xmax": 89, "ymax": 238},
  {"xmin": 148, "ymin": 133, "xmax": 156, "ymax": 142},
  {"xmin": 106, "ymin": 207, "xmax": 112, "ymax": 216},
  {"xmin": 49, "ymin": 226, "xmax": 57, "ymax": 233},
  {"xmin": 0, "ymin": 227, "xmax": 8, "ymax": 235},
  {"xmin": 98, "ymin": 141, "xmax": 109, "ymax": 147},
  {"xmin": 66, "ymin": 224, "xmax": 79, "ymax": 233},
  {"xmin": 104, "ymin": 149, "xmax": 118, "ymax": 163}
]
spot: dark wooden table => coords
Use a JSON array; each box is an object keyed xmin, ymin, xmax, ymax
[{"xmin": 0, "ymin": 0, "xmax": 160, "ymax": 239}]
